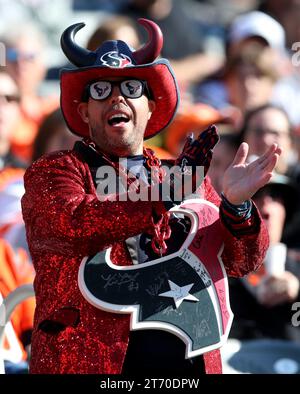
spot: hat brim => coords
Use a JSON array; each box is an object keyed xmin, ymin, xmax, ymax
[{"xmin": 60, "ymin": 59, "xmax": 179, "ymax": 140}]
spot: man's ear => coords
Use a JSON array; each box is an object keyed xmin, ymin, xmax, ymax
[
  {"xmin": 77, "ymin": 103, "xmax": 89, "ymax": 124},
  {"xmin": 148, "ymin": 100, "xmax": 156, "ymax": 120}
]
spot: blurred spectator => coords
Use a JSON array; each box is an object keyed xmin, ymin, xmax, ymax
[
  {"xmin": 197, "ymin": 42, "xmax": 281, "ymax": 128},
  {"xmin": 32, "ymin": 108, "xmax": 77, "ymax": 162},
  {"xmin": 201, "ymin": 0, "xmax": 260, "ymax": 19},
  {"xmin": 121, "ymin": 0, "xmax": 204, "ymax": 58},
  {"xmin": 1, "ymin": 24, "xmax": 59, "ymax": 162},
  {"xmin": 258, "ymin": 0, "xmax": 287, "ymax": 21},
  {"xmin": 225, "ymin": 44, "xmax": 280, "ymax": 114},
  {"xmin": 226, "ymin": 10, "xmax": 285, "ymax": 57},
  {"xmin": 72, "ymin": 0, "xmax": 126, "ymax": 13},
  {"xmin": 276, "ymin": 1, "xmax": 300, "ymax": 49},
  {"xmin": 229, "ymin": 173, "xmax": 300, "ymax": 342},
  {"xmin": 195, "ymin": 11, "xmax": 300, "ymax": 127},
  {"xmin": 0, "ymin": 71, "xmax": 25, "ymax": 170},
  {"xmin": 239, "ymin": 104, "xmax": 294, "ymax": 176},
  {"xmin": 232, "ymin": 9, "xmax": 300, "ymax": 127},
  {"xmin": 0, "ymin": 167, "xmax": 26, "ymax": 251},
  {"xmin": 164, "ymin": 103, "xmax": 231, "ymax": 157},
  {"xmin": 0, "ymin": 238, "xmax": 35, "ymax": 373},
  {"xmin": 288, "ymin": 126, "xmax": 300, "ymax": 184},
  {"xmin": 0, "ymin": 70, "xmax": 27, "ymax": 252},
  {"xmin": 282, "ymin": 125, "xmax": 300, "ymax": 250},
  {"xmin": 208, "ymin": 133, "xmax": 240, "ymax": 195},
  {"xmin": 259, "ymin": 0, "xmax": 300, "ymax": 49},
  {"xmin": 119, "ymin": 0, "xmax": 224, "ymax": 90},
  {"xmin": 1, "ymin": 109, "xmax": 77, "ymax": 255},
  {"xmin": 87, "ymin": 16, "xmax": 140, "ymax": 51}
]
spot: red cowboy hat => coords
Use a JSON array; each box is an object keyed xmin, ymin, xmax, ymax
[{"xmin": 60, "ymin": 19, "xmax": 179, "ymax": 140}]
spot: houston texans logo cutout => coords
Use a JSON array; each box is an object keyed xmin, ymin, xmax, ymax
[{"xmin": 78, "ymin": 199, "xmax": 233, "ymax": 358}]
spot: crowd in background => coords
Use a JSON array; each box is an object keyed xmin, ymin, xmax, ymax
[{"xmin": 1, "ymin": 0, "xmax": 300, "ymax": 374}]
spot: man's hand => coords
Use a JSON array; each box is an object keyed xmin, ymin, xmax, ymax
[
  {"xmin": 175, "ymin": 125, "xmax": 219, "ymax": 178},
  {"xmin": 257, "ymin": 271, "xmax": 300, "ymax": 307},
  {"xmin": 222, "ymin": 142, "xmax": 282, "ymax": 205},
  {"xmin": 157, "ymin": 125, "xmax": 220, "ymax": 205}
]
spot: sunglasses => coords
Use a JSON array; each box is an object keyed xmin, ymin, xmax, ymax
[
  {"xmin": 7, "ymin": 48, "xmax": 37, "ymax": 63},
  {"xmin": 0, "ymin": 94, "xmax": 21, "ymax": 103},
  {"xmin": 248, "ymin": 127, "xmax": 289, "ymax": 137},
  {"xmin": 83, "ymin": 79, "xmax": 151, "ymax": 102}
]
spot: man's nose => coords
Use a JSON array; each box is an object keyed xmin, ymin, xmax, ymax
[
  {"xmin": 109, "ymin": 85, "xmax": 126, "ymax": 104},
  {"xmin": 262, "ymin": 132, "xmax": 279, "ymax": 147}
]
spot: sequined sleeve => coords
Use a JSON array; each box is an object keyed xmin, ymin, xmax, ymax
[
  {"xmin": 200, "ymin": 176, "xmax": 269, "ymax": 277},
  {"xmin": 21, "ymin": 151, "xmax": 165, "ymax": 257}
]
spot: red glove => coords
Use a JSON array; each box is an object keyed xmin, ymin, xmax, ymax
[
  {"xmin": 161, "ymin": 124, "xmax": 219, "ymax": 204},
  {"xmin": 175, "ymin": 124, "xmax": 219, "ymax": 177}
]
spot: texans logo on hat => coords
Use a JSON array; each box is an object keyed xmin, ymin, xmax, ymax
[{"xmin": 100, "ymin": 51, "xmax": 132, "ymax": 68}]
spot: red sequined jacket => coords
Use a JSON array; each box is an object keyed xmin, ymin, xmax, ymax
[{"xmin": 21, "ymin": 146, "xmax": 269, "ymax": 374}]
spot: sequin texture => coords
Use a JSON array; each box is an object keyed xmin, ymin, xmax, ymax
[{"xmin": 21, "ymin": 149, "xmax": 268, "ymax": 374}]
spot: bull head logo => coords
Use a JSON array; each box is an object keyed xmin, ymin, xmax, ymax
[{"xmin": 78, "ymin": 199, "xmax": 233, "ymax": 358}]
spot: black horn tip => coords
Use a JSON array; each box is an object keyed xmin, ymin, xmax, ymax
[
  {"xmin": 72, "ymin": 22, "xmax": 85, "ymax": 34},
  {"xmin": 66, "ymin": 22, "xmax": 85, "ymax": 33},
  {"xmin": 60, "ymin": 22, "xmax": 85, "ymax": 45},
  {"xmin": 61, "ymin": 22, "xmax": 97, "ymax": 67}
]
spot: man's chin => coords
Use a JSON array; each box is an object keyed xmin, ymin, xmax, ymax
[
  {"xmin": 93, "ymin": 126, "xmax": 142, "ymax": 156},
  {"xmin": 99, "ymin": 139, "xmax": 136, "ymax": 157}
]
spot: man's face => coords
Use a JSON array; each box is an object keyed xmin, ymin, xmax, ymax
[
  {"xmin": 253, "ymin": 188, "xmax": 286, "ymax": 244},
  {"xmin": 78, "ymin": 77, "xmax": 155, "ymax": 157},
  {"xmin": 6, "ymin": 37, "xmax": 45, "ymax": 95},
  {"xmin": 244, "ymin": 107, "xmax": 291, "ymax": 173},
  {"xmin": 227, "ymin": 63, "xmax": 274, "ymax": 112},
  {"xmin": 0, "ymin": 72, "xmax": 20, "ymax": 142}
]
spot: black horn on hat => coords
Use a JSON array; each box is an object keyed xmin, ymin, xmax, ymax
[
  {"xmin": 61, "ymin": 19, "xmax": 163, "ymax": 67},
  {"xmin": 133, "ymin": 18, "xmax": 163, "ymax": 64},
  {"xmin": 60, "ymin": 22, "xmax": 97, "ymax": 67}
]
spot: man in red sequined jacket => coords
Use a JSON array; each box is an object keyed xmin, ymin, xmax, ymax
[{"xmin": 21, "ymin": 19, "xmax": 281, "ymax": 374}]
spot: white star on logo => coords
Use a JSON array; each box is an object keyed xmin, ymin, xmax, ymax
[{"xmin": 159, "ymin": 280, "xmax": 199, "ymax": 309}]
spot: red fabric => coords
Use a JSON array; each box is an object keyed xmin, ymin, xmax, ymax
[{"xmin": 21, "ymin": 149, "xmax": 269, "ymax": 374}]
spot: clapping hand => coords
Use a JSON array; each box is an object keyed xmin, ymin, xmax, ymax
[{"xmin": 222, "ymin": 142, "xmax": 282, "ymax": 205}]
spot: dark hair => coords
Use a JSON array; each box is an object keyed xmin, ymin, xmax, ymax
[
  {"xmin": 225, "ymin": 42, "xmax": 280, "ymax": 81},
  {"xmin": 238, "ymin": 103, "xmax": 291, "ymax": 144},
  {"xmin": 86, "ymin": 16, "xmax": 140, "ymax": 51},
  {"xmin": 253, "ymin": 178, "xmax": 299, "ymax": 225},
  {"xmin": 32, "ymin": 108, "xmax": 68, "ymax": 161},
  {"xmin": 218, "ymin": 132, "xmax": 240, "ymax": 149}
]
